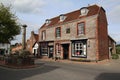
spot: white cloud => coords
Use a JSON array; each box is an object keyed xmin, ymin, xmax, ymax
[
  {"xmin": 13, "ymin": 0, "xmax": 45, "ymax": 13},
  {"xmin": 108, "ymin": 5, "xmax": 120, "ymax": 24},
  {"xmin": 109, "ymin": 33, "xmax": 120, "ymax": 42},
  {"xmin": 11, "ymin": 20, "xmax": 40, "ymax": 44},
  {"xmin": 98, "ymin": 0, "xmax": 120, "ymax": 24},
  {"xmin": 98, "ymin": 0, "xmax": 120, "ymax": 8},
  {"xmin": 97, "ymin": 0, "xmax": 120, "ymax": 42},
  {"xmin": 0, "ymin": 0, "xmax": 45, "ymax": 14}
]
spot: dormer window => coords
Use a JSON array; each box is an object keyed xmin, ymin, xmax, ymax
[
  {"xmin": 60, "ymin": 14, "xmax": 66, "ymax": 22},
  {"xmin": 80, "ymin": 7, "xmax": 89, "ymax": 16},
  {"xmin": 45, "ymin": 19, "xmax": 51, "ymax": 25}
]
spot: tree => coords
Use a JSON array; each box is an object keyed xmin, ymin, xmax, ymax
[
  {"xmin": 0, "ymin": 3, "xmax": 21, "ymax": 43},
  {"xmin": 116, "ymin": 45, "xmax": 120, "ymax": 54}
]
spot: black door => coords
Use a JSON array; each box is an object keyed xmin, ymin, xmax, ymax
[
  {"xmin": 63, "ymin": 44, "xmax": 69, "ymax": 59},
  {"xmin": 49, "ymin": 46, "xmax": 53, "ymax": 58},
  {"xmin": 0, "ymin": 49, "xmax": 5, "ymax": 55}
]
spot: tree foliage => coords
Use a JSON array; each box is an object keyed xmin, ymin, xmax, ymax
[
  {"xmin": 0, "ymin": 3, "xmax": 21, "ymax": 43},
  {"xmin": 116, "ymin": 45, "xmax": 120, "ymax": 54}
]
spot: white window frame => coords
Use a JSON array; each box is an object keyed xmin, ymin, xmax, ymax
[{"xmin": 78, "ymin": 22, "xmax": 85, "ymax": 35}]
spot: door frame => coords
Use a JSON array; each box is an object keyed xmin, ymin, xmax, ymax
[
  {"xmin": 48, "ymin": 46, "xmax": 54, "ymax": 58},
  {"xmin": 62, "ymin": 44, "xmax": 69, "ymax": 59}
]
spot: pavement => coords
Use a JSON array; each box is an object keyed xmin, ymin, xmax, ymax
[{"xmin": 0, "ymin": 58, "xmax": 120, "ymax": 80}]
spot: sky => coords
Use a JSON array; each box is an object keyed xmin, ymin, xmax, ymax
[{"xmin": 0, "ymin": 0, "xmax": 120, "ymax": 44}]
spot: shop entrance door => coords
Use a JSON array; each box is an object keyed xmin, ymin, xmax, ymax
[
  {"xmin": 49, "ymin": 46, "xmax": 53, "ymax": 58},
  {"xmin": 62, "ymin": 44, "xmax": 69, "ymax": 59}
]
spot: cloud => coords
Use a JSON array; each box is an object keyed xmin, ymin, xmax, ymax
[
  {"xmin": 0, "ymin": 0, "xmax": 45, "ymax": 14},
  {"xmin": 109, "ymin": 33, "xmax": 120, "ymax": 42},
  {"xmin": 98, "ymin": 0, "xmax": 120, "ymax": 24},
  {"xmin": 11, "ymin": 20, "xmax": 40, "ymax": 44},
  {"xmin": 98, "ymin": 0, "xmax": 120, "ymax": 8},
  {"xmin": 97, "ymin": 0, "xmax": 120, "ymax": 42},
  {"xmin": 108, "ymin": 5, "xmax": 120, "ymax": 24},
  {"xmin": 13, "ymin": 0, "xmax": 45, "ymax": 14}
]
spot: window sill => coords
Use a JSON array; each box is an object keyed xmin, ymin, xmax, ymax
[
  {"xmin": 78, "ymin": 34, "xmax": 85, "ymax": 36},
  {"xmin": 72, "ymin": 55, "xmax": 87, "ymax": 58},
  {"xmin": 56, "ymin": 37, "xmax": 61, "ymax": 39}
]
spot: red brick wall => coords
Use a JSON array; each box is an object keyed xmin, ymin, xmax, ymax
[
  {"xmin": 12, "ymin": 45, "xmax": 22, "ymax": 53},
  {"xmin": 108, "ymin": 36, "xmax": 116, "ymax": 54},
  {"xmin": 26, "ymin": 32, "xmax": 37, "ymax": 54},
  {"xmin": 97, "ymin": 8, "xmax": 109, "ymax": 60}
]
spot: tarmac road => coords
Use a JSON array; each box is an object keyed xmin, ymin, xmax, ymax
[{"xmin": 0, "ymin": 59, "xmax": 120, "ymax": 80}]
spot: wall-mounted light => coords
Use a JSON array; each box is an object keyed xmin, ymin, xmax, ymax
[{"xmin": 88, "ymin": 39, "xmax": 90, "ymax": 47}]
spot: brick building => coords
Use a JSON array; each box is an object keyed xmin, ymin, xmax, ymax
[
  {"xmin": 0, "ymin": 42, "xmax": 10, "ymax": 55},
  {"xmin": 108, "ymin": 35, "xmax": 116, "ymax": 58},
  {"xmin": 26, "ymin": 31, "xmax": 39, "ymax": 55},
  {"xmin": 38, "ymin": 4, "xmax": 115, "ymax": 61},
  {"xmin": 11, "ymin": 43, "xmax": 22, "ymax": 53}
]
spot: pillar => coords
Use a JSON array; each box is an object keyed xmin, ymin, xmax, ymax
[{"xmin": 22, "ymin": 24, "xmax": 27, "ymax": 50}]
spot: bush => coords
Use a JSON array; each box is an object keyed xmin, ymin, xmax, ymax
[
  {"xmin": 5, "ymin": 50, "xmax": 35, "ymax": 65},
  {"xmin": 19, "ymin": 50, "xmax": 31, "ymax": 58},
  {"xmin": 112, "ymin": 54, "xmax": 119, "ymax": 59},
  {"xmin": 116, "ymin": 47, "xmax": 120, "ymax": 54},
  {"xmin": 0, "ymin": 56, "xmax": 4, "ymax": 61}
]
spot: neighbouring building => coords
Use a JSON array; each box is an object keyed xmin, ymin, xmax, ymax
[
  {"xmin": 32, "ymin": 42, "xmax": 39, "ymax": 56},
  {"xmin": 108, "ymin": 35, "xmax": 116, "ymax": 58},
  {"xmin": 38, "ymin": 4, "xmax": 115, "ymax": 61},
  {"xmin": 26, "ymin": 31, "xmax": 39, "ymax": 56},
  {"xmin": 0, "ymin": 42, "xmax": 10, "ymax": 55},
  {"xmin": 11, "ymin": 43, "xmax": 22, "ymax": 53}
]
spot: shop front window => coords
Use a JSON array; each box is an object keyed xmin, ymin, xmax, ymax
[
  {"xmin": 41, "ymin": 43, "xmax": 48, "ymax": 55},
  {"xmin": 72, "ymin": 40, "xmax": 87, "ymax": 57},
  {"xmin": 56, "ymin": 43, "xmax": 61, "ymax": 57}
]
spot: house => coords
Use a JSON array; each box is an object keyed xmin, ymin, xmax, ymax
[
  {"xmin": 108, "ymin": 35, "xmax": 116, "ymax": 58},
  {"xmin": 26, "ymin": 31, "xmax": 39, "ymax": 56},
  {"xmin": 0, "ymin": 42, "xmax": 10, "ymax": 55},
  {"xmin": 32, "ymin": 42, "xmax": 39, "ymax": 56},
  {"xmin": 11, "ymin": 31, "xmax": 39, "ymax": 55},
  {"xmin": 11, "ymin": 43, "xmax": 22, "ymax": 53},
  {"xmin": 38, "ymin": 4, "xmax": 114, "ymax": 61}
]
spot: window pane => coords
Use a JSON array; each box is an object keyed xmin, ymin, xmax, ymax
[
  {"xmin": 66, "ymin": 28, "xmax": 70, "ymax": 34},
  {"xmin": 72, "ymin": 41, "xmax": 86, "ymax": 57},
  {"xmin": 78, "ymin": 22, "xmax": 85, "ymax": 35},
  {"xmin": 56, "ymin": 27, "xmax": 61, "ymax": 37},
  {"xmin": 41, "ymin": 43, "xmax": 48, "ymax": 55},
  {"xmin": 42, "ymin": 31, "xmax": 46, "ymax": 40}
]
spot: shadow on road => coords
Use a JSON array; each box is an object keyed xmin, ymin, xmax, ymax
[
  {"xmin": 0, "ymin": 63, "xmax": 59, "ymax": 80},
  {"xmin": 95, "ymin": 73, "xmax": 120, "ymax": 80}
]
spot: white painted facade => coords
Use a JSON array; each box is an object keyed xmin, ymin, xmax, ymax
[
  {"xmin": 32, "ymin": 42, "xmax": 39, "ymax": 55},
  {"xmin": 0, "ymin": 43, "xmax": 10, "ymax": 55}
]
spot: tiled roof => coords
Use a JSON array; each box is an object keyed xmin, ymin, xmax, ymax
[
  {"xmin": 27, "ymin": 32, "xmax": 39, "ymax": 43},
  {"xmin": 40, "ymin": 4, "xmax": 101, "ymax": 29},
  {"xmin": 108, "ymin": 35, "xmax": 116, "ymax": 43},
  {"xmin": 34, "ymin": 34, "xmax": 39, "ymax": 41}
]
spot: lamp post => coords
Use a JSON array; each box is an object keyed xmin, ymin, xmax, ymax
[{"xmin": 22, "ymin": 24, "xmax": 27, "ymax": 50}]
